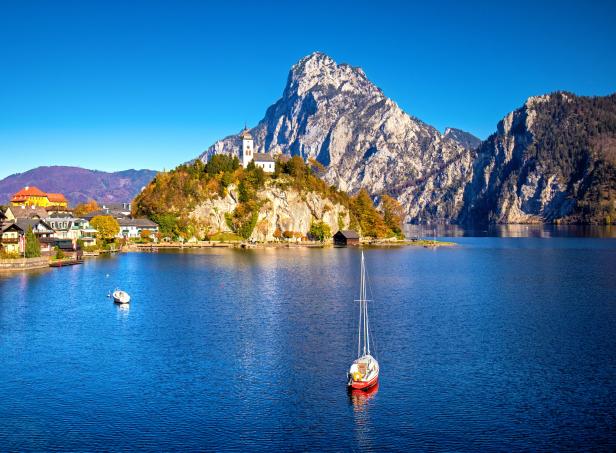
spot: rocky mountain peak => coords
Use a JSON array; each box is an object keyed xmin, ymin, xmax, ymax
[
  {"xmin": 200, "ymin": 53, "xmax": 483, "ymax": 222},
  {"xmin": 285, "ymin": 51, "xmax": 377, "ymax": 99}
]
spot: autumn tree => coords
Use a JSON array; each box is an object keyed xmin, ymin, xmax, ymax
[
  {"xmin": 90, "ymin": 215, "xmax": 120, "ymax": 243},
  {"xmin": 350, "ymin": 189, "xmax": 392, "ymax": 238},
  {"xmin": 74, "ymin": 199, "xmax": 100, "ymax": 217},
  {"xmin": 273, "ymin": 228, "xmax": 283, "ymax": 241},
  {"xmin": 380, "ymin": 194, "xmax": 405, "ymax": 237}
]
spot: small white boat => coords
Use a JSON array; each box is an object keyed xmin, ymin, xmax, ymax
[{"xmin": 112, "ymin": 289, "xmax": 131, "ymax": 304}]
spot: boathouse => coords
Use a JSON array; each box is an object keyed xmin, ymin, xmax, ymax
[{"xmin": 334, "ymin": 230, "xmax": 360, "ymax": 246}]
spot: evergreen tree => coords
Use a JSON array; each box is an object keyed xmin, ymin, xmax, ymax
[{"xmin": 25, "ymin": 226, "xmax": 41, "ymax": 258}]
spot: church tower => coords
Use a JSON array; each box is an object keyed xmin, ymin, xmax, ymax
[{"xmin": 239, "ymin": 127, "xmax": 254, "ymax": 168}]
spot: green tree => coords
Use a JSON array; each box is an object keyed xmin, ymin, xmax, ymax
[
  {"xmin": 225, "ymin": 201, "xmax": 259, "ymax": 239},
  {"xmin": 25, "ymin": 226, "xmax": 41, "ymax": 258},
  {"xmin": 151, "ymin": 213, "xmax": 178, "ymax": 236},
  {"xmin": 309, "ymin": 220, "xmax": 332, "ymax": 242},
  {"xmin": 90, "ymin": 215, "xmax": 120, "ymax": 243},
  {"xmin": 206, "ymin": 154, "xmax": 240, "ymax": 175}
]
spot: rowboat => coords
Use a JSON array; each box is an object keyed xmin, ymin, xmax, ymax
[{"xmin": 112, "ymin": 289, "xmax": 131, "ymax": 304}]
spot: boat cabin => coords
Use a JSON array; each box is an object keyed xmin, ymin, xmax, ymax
[{"xmin": 334, "ymin": 230, "xmax": 360, "ymax": 246}]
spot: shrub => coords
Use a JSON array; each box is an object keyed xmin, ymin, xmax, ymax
[
  {"xmin": 309, "ymin": 220, "xmax": 332, "ymax": 242},
  {"xmin": 210, "ymin": 231, "xmax": 243, "ymax": 242},
  {"xmin": 54, "ymin": 247, "xmax": 65, "ymax": 260},
  {"xmin": 225, "ymin": 201, "xmax": 259, "ymax": 239}
]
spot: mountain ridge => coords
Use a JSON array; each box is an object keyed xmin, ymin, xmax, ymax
[
  {"xmin": 0, "ymin": 166, "xmax": 158, "ymax": 206},
  {"xmin": 199, "ymin": 52, "xmax": 615, "ymax": 224}
]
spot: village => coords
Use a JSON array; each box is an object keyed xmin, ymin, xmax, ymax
[{"xmin": 0, "ymin": 185, "xmax": 159, "ymax": 270}]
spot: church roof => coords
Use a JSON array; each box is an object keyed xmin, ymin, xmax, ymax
[
  {"xmin": 254, "ymin": 153, "xmax": 275, "ymax": 163},
  {"xmin": 239, "ymin": 128, "xmax": 253, "ymax": 140}
]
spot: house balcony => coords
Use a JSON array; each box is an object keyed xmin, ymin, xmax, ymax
[{"xmin": 1, "ymin": 237, "xmax": 19, "ymax": 244}]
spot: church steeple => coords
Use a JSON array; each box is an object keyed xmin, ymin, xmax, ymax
[{"xmin": 240, "ymin": 126, "xmax": 254, "ymax": 168}]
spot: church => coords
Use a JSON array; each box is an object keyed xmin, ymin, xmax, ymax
[{"xmin": 239, "ymin": 127, "xmax": 275, "ymax": 173}]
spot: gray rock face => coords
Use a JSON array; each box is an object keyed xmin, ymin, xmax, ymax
[
  {"xmin": 458, "ymin": 92, "xmax": 616, "ymax": 224},
  {"xmin": 189, "ymin": 182, "xmax": 349, "ymax": 241},
  {"xmin": 199, "ymin": 52, "xmax": 476, "ymax": 223}
]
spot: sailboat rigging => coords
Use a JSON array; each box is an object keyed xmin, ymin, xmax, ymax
[{"xmin": 347, "ymin": 251, "xmax": 380, "ymax": 390}]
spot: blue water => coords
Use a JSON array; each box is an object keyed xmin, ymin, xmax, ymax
[{"xmin": 1, "ymin": 236, "xmax": 616, "ymax": 451}]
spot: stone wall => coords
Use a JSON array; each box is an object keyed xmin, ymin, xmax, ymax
[{"xmin": 0, "ymin": 257, "xmax": 49, "ymax": 271}]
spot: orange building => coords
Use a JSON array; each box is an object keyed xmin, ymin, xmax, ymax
[{"xmin": 10, "ymin": 186, "xmax": 69, "ymax": 208}]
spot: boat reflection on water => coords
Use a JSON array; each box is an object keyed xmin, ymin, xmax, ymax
[
  {"xmin": 348, "ymin": 381, "xmax": 379, "ymax": 412},
  {"xmin": 115, "ymin": 303, "xmax": 130, "ymax": 317}
]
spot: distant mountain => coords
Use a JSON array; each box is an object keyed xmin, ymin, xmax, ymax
[
  {"xmin": 459, "ymin": 92, "xmax": 616, "ymax": 224},
  {"xmin": 0, "ymin": 166, "xmax": 158, "ymax": 206},
  {"xmin": 200, "ymin": 52, "xmax": 476, "ymax": 223}
]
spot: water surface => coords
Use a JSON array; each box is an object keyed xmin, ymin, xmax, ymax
[{"xmin": 1, "ymin": 235, "xmax": 615, "ymax": 450}]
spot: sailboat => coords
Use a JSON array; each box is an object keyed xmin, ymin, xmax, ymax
[{"xmin": 347, "ymin": 252, "xmax": 380, "ymax": 390}]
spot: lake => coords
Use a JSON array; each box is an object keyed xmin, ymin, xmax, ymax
[{"xmin": 1, "ymin": 230, "xmax": 616, "ymax": 451}]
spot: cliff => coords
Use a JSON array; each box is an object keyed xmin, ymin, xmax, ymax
[
  {"xmin": 133, "ymin": 156, "xmax": 401, "ymax": 241},
  {"xmin": 190, "ymin": 181, "xmax": 349, "ymax": 241},
  {"xmin": 459, "ymin": 92, "xmax": 616, "ymax": 224}
]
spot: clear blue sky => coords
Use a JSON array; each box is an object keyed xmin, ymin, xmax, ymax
[{"xmin": 1, "ymin": 0, "xmax": 615, "ymax": 179}]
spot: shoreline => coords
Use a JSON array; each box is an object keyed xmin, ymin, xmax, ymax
[
  {"xmin": 0, "ymin": 239, "xmax": 455, "ymax": 273},
  {"xmin": 125, "ymin": 238, "xmax": 456, "ymax": 251}
]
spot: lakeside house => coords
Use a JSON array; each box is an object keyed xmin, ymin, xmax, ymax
[
  {"xmin": 117, "ymin": 218, "xmax": 159, "ymax": 239},
  {"xmin": 1, "ymin": 223, "xmax": 22, "ymax": 254},
  {"xmin": 10, "ymin": 186, "xmax": 68, "ymax": 208},
  {"xmin": 79, "ymin": 201, "xmax": 158, "ymax": 239},
  {"xmin": 334, "ymin": 230, "xmax": 360, "ymax": 246},
  {"xmin": 1, "ymin": 204, "xmax": 98, "ymax": 255},
  {"xmin": 46, "ymin": 213, "xmax": 98, "ymax": 247},
  {"xmin": 0, "ymin": 218, "xmax": 55, "ymax": 255}
]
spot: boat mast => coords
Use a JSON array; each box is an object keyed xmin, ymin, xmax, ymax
[
  {"xmin": 362, "ymin": 252, "xmax": 368, "ymax": 356},
  {"xmin": 357, "ymin": 252, "xmax": 364, "ymax": 358}
]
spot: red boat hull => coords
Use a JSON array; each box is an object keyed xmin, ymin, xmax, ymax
[{"xmin": 348, "ymin": 373, "xmax": 379, "ymax": 390}]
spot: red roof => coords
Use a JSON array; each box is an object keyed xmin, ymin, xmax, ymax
[
  {"xmin": 47, "ymin": 193, "xmax": 67, "ymax": 202},
  {"xmin": 11, "ymin": 186, "xmax": 47, "ymax": 200}
]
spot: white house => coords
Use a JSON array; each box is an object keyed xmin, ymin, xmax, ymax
[{"xmin": 117, "ymin": 218, "xmax": 159, "ymax": 239}]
